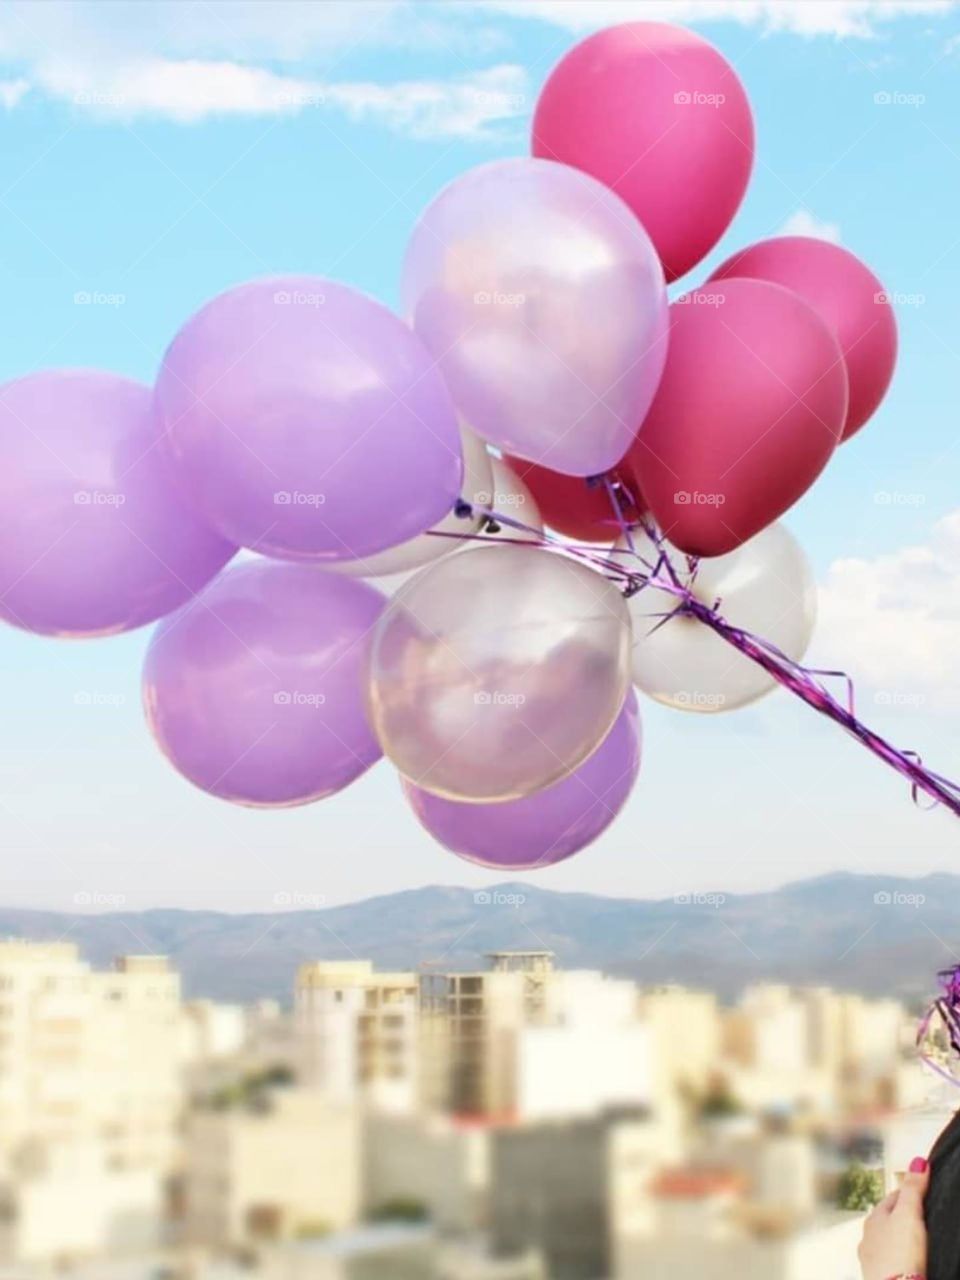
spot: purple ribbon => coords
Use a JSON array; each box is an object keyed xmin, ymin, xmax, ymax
[
  {"xmin": 435, "ymin": 472, "xmax": 960, "ymax": 819},
  {"xmin": 919, "ymin": 966, "xmax": 960, "ymax": 1086}
]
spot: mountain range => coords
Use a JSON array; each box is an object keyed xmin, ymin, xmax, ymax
[{"xmin": 1, "ymin": 871, "xmax": 958, "ymax": 1005}]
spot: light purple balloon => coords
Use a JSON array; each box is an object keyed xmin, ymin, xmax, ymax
[
  {"xmin": 143, "ymin": 560, "xmax": 385, "ymax": 807},
  {"xmin": 402, "ymin": 158, "xmax": 668, "ymax": 477},
  {"xmin": 402, "ymin": 692, "xmax": 641, "ymax": 869},
  {"xmin": 0, "ymin": 370, "xmax": 235, "ymax": 638},
  {"xmin": 154, "ymin": 276, "xmax": 463, "ymax": 563}
]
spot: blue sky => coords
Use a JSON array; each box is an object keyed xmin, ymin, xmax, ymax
[{"xmin": 1, "ymin": 0, "xmax": 960, "ymax": 914}]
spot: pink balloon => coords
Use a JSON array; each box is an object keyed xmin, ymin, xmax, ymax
[
  {"xmin": 628, "ymin": 279, "xmax": 849, "ymax": 558},
  {"xmin": 532, "ymin": 22, "xmax": 754, "ymax": 283},
  {"xmin": 709, "ymin": 237, "xmax": 897, "ymax": 441}
]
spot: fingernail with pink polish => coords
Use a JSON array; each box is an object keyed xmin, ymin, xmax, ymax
[{"xmin": 910, "ymin": 1156, "xmax": 928, "ymax": 1173}]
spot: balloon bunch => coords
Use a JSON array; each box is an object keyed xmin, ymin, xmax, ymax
[{"xmin": 0, "ymin": 21, "xmax": 953, "ymax": 874}]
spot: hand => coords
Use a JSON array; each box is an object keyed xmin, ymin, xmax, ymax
[{"xmin": 858, "ymin": 1157, "xmax": 929, "ymax": 1280}]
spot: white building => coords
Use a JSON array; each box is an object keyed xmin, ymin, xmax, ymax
[
  {"xmin": 0, "ymin": 941, "xmax": 182, "ymax": 1265},
  {"xmin": 184, "ymin": 1087, "xmax": 360, "ymax": 1249},
  {"xmin": 295, "ymin": 962, "xmax": 419, "ymax": 1112}
]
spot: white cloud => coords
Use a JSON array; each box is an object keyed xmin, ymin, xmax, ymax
[
  {"xmin": 778, "ymin": 209, "xmax": 842, "ymax": 243},
  {"xmin": 15, "ymin": 57, "xmax": 527, "ymax": 136},
  {"xmin": 0, "ymin": 78, "xmax": 28, "ymax": 108},
  {"xmin": 472, "ymin": 1, "xmax": 957, "ymax": 38},
  {"xmin": 816, "ymin": 511, "xmax": 960, "ymax": 710}
]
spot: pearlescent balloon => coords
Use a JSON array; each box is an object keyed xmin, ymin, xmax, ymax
[
  {"xmin": 484, "ymin": 456, "xmax": 544, "ymax": 544},
  {"xmin": 143, "ymin": 561, "xmax": 385, "ymax": 806},
  {"xmin": 403, "ymin": 693, "xmax": 640, "ymax": 869},
  {"xmin": 0, "ymin": 370, "xmax": 234, "ymax": 637},
  {"xmin": 619, "ymin": 523, "xmax": 816, "ymax": 713},
  {"xmin": 402, "ymin": 158, "xmax": 668, "ymax": 477},
  {"xmin": 333, "ymin": 429, "xmax": 493, "ymax": 579},
  {"xmin": 155, "ymin": 276, "xmax": 463, "ymax": 562},
  {"xmin": 366, "ymin": 544, "xmax": 632, "ymax": 801}
]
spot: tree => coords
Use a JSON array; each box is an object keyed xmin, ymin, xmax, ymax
[{"xmin": 837, "ymin": 1162, "xmax": 883, "ymax": 1211}]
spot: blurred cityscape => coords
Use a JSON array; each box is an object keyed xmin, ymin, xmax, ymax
[{"xmin": 0, "ymin": 937, "xmax": 955, "ymax": 1280}]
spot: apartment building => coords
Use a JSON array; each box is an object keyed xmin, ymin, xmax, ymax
[{"xmin": 295, "ymin": 960, "xmax": 419, "ymax": 1111}]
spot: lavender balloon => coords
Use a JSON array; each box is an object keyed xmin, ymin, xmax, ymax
[
  {"xmin": 402, "ymin": 158, "xmax": 668, "ymax": 477},
  {"xmin": 155, "ymin": 277, "xmax": 463, "ymax": 562},
  {"xmin": 0, "ymin": 370, "xmax": 234, "ymax": 637},
  {"xmin": 143, "ymin": 561, "xmax": 385, "ymax": 807},
  {"xmin": 403, "ymin": 692, "xmax": 640, "ymax": 869}
]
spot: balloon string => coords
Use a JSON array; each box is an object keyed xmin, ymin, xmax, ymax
[{"xmin": 435, "ymin": 473, "xmax": 960, "ymax": 819}]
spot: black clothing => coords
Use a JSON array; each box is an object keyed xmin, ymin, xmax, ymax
[{"xmin": 927, "ymin": 1109, "xmax": 960, "ymax": 1280}]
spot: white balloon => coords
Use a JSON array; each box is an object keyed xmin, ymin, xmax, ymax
[
  {"xmin": 484, "ymin": 456, "xmax": 544, "ymax": 545},
  {"xmin": 361, "ymin": 454, "xmax": 546, "ymax": 598},
  {"xmin": 619, "ymin": 523, "xmax": 816, "ymax": 713},
  {"xmin": 333, "ymin": 428, "xmax": 494, "ymax": 579}
]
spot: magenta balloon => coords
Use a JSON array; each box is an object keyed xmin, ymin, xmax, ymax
[
  {"xmin": 628, "ymin": 279, "xmax": 848, "ymax": 557},
  {"xmin": 709, "ymin": 236, "xmax": 897, "ymax": 441},
  {"xmin": 533, "ymin": 22, "xmax": 755, "ymax": 283},
  {"xmin": 403, "ymin": 694, "xmax": 640, "ymax": 870},
  {"xmin": 0, "ymin": 370, "xmax": 234, "ymax": 637},
  {"xmin": 143, "ymin": 561, "xmax": 385, "ymax": 807},
  {"xmin": 154, "ymin": 277, "xmax": 463, "ymax": 562}
]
